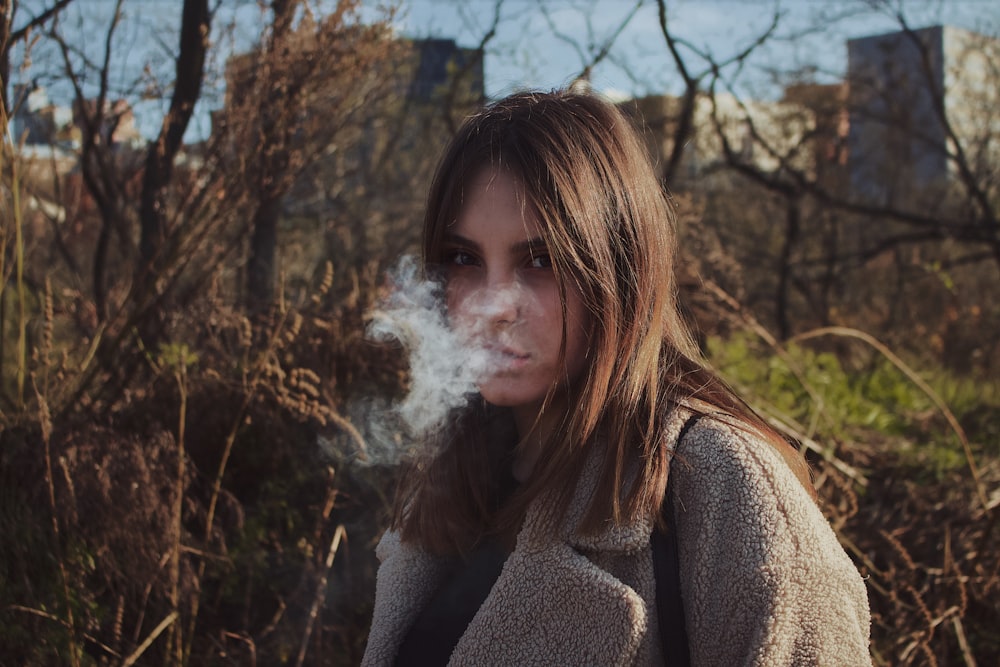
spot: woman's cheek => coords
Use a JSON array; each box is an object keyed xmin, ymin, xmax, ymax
[{"xmin": 446, "ymin": 287, "xmax": 479, "ymax": 338}]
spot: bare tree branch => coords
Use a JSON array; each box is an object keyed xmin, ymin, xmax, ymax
[
  {"xmin": 138, "ymin": 0, "xmax": 210, "ymax": 273},
  {"xmin": 655, "ymin": 0, "xmax": 780, "ymax": 184},
  {"xmin": 1, "ymin": 0, "xmax": 77, "ymax": 122},
  {"xmin": 440, "ymin": 0, "xmax": 499, "ymax": 131},
  {"xmin": 540, "ymin": 0, "xmax": 642, "ymax": 87},
  {"xmin": 49, "ymin": 8, "xmax": 132, "ymax": 319}
]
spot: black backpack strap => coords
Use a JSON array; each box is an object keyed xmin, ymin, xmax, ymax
[{"xmin": 651, "ymin": 414, "xmax": 699, "ymax": 666}]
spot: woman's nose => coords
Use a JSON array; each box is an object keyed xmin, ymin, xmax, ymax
[{"xmin": 476, "ymin": 278, "xmax": 520, "ymax": 327}]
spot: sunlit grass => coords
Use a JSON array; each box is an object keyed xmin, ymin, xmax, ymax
[{"xmin": 707, "ymin": 330, "xmax": 1000, "ymax": 476}]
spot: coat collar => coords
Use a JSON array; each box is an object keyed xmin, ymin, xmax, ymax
[
  {"xmin": 518, "ymin": 404, "xmax": 695, "ymax": 554},
  {"xmin": 365, "ymin": 405, "xmax": 700, "ymax": 666}
]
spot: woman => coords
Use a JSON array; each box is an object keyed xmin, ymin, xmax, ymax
[{"xmin": 362, "ymin": 90, "xmax": 871, "ymax": 665}]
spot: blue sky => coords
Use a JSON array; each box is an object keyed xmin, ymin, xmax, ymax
[
  {"xmin": 395, "ymin": 0, "xmax": 994, "ymax": 97},
  {"xmin": 10, "ymin": 0, "xmax": 996, "ymax": 141}
]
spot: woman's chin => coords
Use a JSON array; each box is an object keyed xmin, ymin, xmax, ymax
[{"xmin": 477, "ymin": 381, "xmax": 544, "ymax": 411}]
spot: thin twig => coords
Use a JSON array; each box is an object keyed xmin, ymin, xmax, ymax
[
  {"xmin": 295, "ymin": 524, "xmax": 347, "ymax": 667},
  {"xmin": 764, "ymin": 413, "xmax": 868, "ymax": 487},
  {"xmin": 701, "ymin": 278, "xmax": 843, "ymax": 441},
  {"xmin": 121, "ymin": 611, "xmax": 178, "ymax": 667},
  {"xmin": 5, "ymin": 605, "xmax": 121, "ymax": 660},
  {"xmin": 951, "ymin": 615, "xmax": 977, "ymax": 667},
  {"xmin": 170, "ymin": 360, "xmax": 189, "ymax": 663},
  {"xmin": 325, "ymin": 397, "xmax": 369, "ymax": 461},
  {"xmin": 131, "ymin": 551, "xmax": 171, "ymax": 648},
  {"xmin": 35, "ymin": 383, "xmax": 81, "ymax": 667},
  {"xmin": 221, "ymin": 631, "xmax": 257, "ymax": 667}
]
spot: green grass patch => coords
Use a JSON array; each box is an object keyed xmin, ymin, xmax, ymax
[{"xmin": 705, "ymin": 332, "xmax": 1000, "ymax": 477}]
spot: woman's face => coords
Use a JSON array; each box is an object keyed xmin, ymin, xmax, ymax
[{"xmin": 443, "ymin": 170, "xmax": 592, "ymax": 427}]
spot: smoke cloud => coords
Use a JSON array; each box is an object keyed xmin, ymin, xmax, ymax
[{"xmin": 324, "ymin": 256, "xmax": 492, "ymax": 465}]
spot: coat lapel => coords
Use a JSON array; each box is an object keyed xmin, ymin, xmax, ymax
[
  {"xmin": 451, "ymin": 540, "xmax": 648, "ymax": 665},
  {"xmin": 369, "ymin": 408, "xmax": 702, "ymax": 665},
  {"xmin": 449, "ymin": 442, "xmax": 658, "ymax": 666},
  {"xmin": 363, "ymin": 531, "xmax": 454, "ymax": 665}
]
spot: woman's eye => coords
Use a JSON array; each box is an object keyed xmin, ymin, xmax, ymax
[
  {"xmin": 447, "ymin": 249, "xmax": 479, "ymax": 267},
  {"xmin": 528, "ymin": 253, "xmax": 552, "ymax": 269}
]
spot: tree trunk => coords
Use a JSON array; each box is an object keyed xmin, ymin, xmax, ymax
[
  {"xmin": 776, "ymin": 195, "xmax": 801, "ymax": 341},
  {"xmin": 138, "ymin": 0, "xmax": 210, "ymax": 274},
  {"xmin": 241, "ymin": 0, "xmax": 298, "ymax": 312},
  {"xmin": 246, "ymin": 196, "xmax": 281, "ymax": 311},
  {"xmin": 0, "ymin": 0, "xmax": 11, "ymax": 129}
]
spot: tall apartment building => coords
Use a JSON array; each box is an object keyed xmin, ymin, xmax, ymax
[
  {"xmin": 622, "ymin": 91, "xmax": 817, "ymax": 186},
  {"xmin": 847, "ymin": 25, "xmax": 1000, "ymax": 206},
  {"xmin": 407, "ymin": 38, "xmax": 484, "ymax": 104}
]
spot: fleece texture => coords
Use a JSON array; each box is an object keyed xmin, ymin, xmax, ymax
[{"xmin": 362, "ymin": 408, "xmax": 872, "ymax": 666}]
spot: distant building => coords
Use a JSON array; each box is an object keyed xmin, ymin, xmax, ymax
[
  {"xmin": 780, "ymin": 82, "xmax": 850, "ymax": 194},
  {"xmin": 622, "ymin": 91, "xmax": 816, "ymax": 184},
  {"xmin": 72, "ymin": 97, "xmax": 144, "ymax": 149},
  {"xmin": 214, "ymin": 35, "xmax": 483, "ymax": 138},
  {"xmin": 9, "ymin": 83, "xmax": 75, "ymax": 146},
  {"xmin": 847, "ymin": 25, "xmax": 1000, "ymax": 205},
  {"xmin": 210, "ymin": 30, "xmax": 485, "ymax": 284},
  {"xmin": 9, "ymin": 81, "xmax": 143, "ymax": 151},
  {"xmin": 407, "ymin": 38, "xmax": 484, "ymax": 104},
  {"xmin": 267, "ymin": 35, "xmax": 483, "ymax": 219}
]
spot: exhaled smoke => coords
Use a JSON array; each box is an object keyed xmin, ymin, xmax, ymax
[{"xmin": 335, "ymin": 256, "xmax": 492, "ymax": 464}]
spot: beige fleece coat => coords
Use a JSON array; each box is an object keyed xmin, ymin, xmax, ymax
[{"xmin": 362, "ymin": 409, "xmax": 872, "ymax": 666}]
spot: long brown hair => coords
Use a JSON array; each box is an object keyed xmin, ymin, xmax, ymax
[{"xmin": 395, "ymin": 89, "xmax": 810, "ymax": 554}]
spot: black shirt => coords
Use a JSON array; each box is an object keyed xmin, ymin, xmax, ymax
[
  {"xmin": 395, "ymin": 463, "xmax": 519, "ymax": 666},
  {"xmin": 394, "ymin": 535, "xmax": 511, "ymax": 666}
]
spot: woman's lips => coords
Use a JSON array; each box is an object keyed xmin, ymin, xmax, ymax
[{"xmin": 484, "ymin": 345, "xmax": 529, "ymax": 370}]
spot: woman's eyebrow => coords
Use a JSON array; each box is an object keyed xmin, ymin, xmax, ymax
[
  {"xmin": 445, "ymin": 233, "xmax": 547, "ymax": 256},
  {"xmin": 443, "ymin": 232, "xmax": 481, "ymax": 252},
  {"xmin": 512, "ymin": 237, "xmax": 547, "ymax": 256}
]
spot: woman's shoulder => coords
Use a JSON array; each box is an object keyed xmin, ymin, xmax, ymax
[
  {"xmin": 669, "ymin": 411, "xmax": 806, "ymax": 504},
  {"xmin": 667, "ymin": 409, "xmax": 834, "ymax": 548},
  {"xmin": 665, "ymin": 414, "xmax": 872, "ymax": 664}
]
